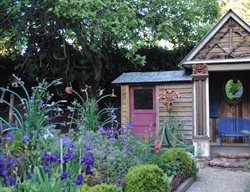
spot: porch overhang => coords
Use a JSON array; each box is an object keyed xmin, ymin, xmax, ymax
[{"xmin": 182, "ymin": 59, "xmax": 250, "ymax": 71}]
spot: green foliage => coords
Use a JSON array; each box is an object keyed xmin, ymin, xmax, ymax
[
  {"xmin": 125, "ymin": 164, "xmax": 170, "ymax": 192},
  {"xmin": 0, "ymin": 76, "xmax": 64, "ymax": 142},
  {"xmin": 0, "ymin": 0, "xmax": 220, "ymax": 88},
  {"xmin": 160, "ymin": 148, "xmax": 197, "ymax": 177},
  {"xmin": 87, "ymin": 183, "xmax": 121, "ymax": 192},
  {"xmin": 67, "ymin": 88, "xmax": 116, "ymax": 132},
  {"xmin": 220, "ymin": 0, "xmax": 250, "ymax": 23},
  {"xmin": 225, "ymin": 79, "xmax": 243, "ymax": 100}
]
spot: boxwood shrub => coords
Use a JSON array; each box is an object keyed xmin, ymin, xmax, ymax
[
  {"xmin": 125, "ymin": 164, "xmax": 170, "ymax": 192},
  {"xmin": 160, "ymin": 148, "xmax": 197, "ymax": 177},
  {"xmin": 83, "ymin": 183, "xmax": 121, "ymax": 192}
]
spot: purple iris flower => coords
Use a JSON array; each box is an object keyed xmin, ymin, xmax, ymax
[
  {"xmin": 75, "ymin": 174, "xmax": 84, "ymax": 186},
  {"xmin": 6, "ymin": 132, "xmax": 14, "ymax": 141},
  {"xmin": 50, "ymin": 154, "xmax": 60, "ymax": 164},
  {"xmin": 63, "ymin": 146, "xmax": 74, "ymax": 162},
  {"xmin": 81, "ymin": 154, "xmax": 94, "ymax": 167},
  {"xmin": 43, "ymin": 165, "xmax": 50, "ymax": 173},
  {"xmin": 21, "ymin": 134, "xmax": 29, "ymax": 142},
  {"xmin": 38, "ymin": 100, "xmax": 44, "ymax": 109},
  {"xmin": 42, "ymin": 151, "xmax": 51, "ymax": 163},
  {"xmin": 60, "ymin": 170, "xmax": 69, "ymax": 181}
]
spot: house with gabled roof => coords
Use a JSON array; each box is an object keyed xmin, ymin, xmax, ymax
[{"xmin": 113, "ymin": 10, "xmax": 250, "ymax": 157}]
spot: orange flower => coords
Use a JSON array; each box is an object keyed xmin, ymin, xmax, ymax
[
  {"xmin": 65, "ymin": 87, "xmax": 73, "ymax": 94},
  {"xmin": 154, "ymin": 137, "xmax": 161, "ymax": 153}
]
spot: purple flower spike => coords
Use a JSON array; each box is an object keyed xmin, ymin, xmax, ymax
[
  {"xmin": 75, "ymin": 174, "xmax": 84, "ymax": 186},
  {"xmin": 60, "ymin": 170, "xmax": 69, "ymax": 180},
  {"xmin": 6, "ymin": 132, "xmax": 14, "ymax": 141},
  {"xmin": 21, "ymin": 134, "xmax": 29, "ymax": 142},
  {"xmin": 81, "ymin": 154, "xmax": 94, "ymax": 167},
  {"xmin": 43, "ymin": 165, "xmax": 50, "ymax": 173}
]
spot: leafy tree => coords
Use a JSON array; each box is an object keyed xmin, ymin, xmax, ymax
[
  {"xmin": 220, "ymin": 0, "xmax": 250, "ymax": 23},
  {"xmin": 0, "ymin": 0, "xmax": 220, "ymax": 89}
]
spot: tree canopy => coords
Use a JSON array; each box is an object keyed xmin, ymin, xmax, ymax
[
  {"xmin": 220, "ymin": 0, "xmax": 250, "ymax": 23},
  {"xmin": 0, "ymin": 0, "xmax": 220, "ymax": 89}
]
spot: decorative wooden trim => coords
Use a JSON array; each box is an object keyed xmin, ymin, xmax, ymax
[
  {"xmin": 179, "ymin": 10, "xmax": 250, "ymax": 68},
  {"xmin": 183, "ymin": 58, "xmax": 250, "ymax": 65},
  {"xmin": 192, "ymin": 66, "xmax": 209, "ymax": 138},
  {"xmin": 192, "ymin": 64, "xmax": 208, "ymax": 75}
]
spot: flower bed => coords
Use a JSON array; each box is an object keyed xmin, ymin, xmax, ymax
[{"xmin": 0, "ymin": 77, "xmax": 198, "ymax": 191}]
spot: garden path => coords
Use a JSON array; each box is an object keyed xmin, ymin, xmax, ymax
[{"xmin": 187, "ymin": 167, "xmax": 250, "ymax": 192}]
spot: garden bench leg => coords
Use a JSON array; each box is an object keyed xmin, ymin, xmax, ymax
[{"xmin": 219, "ymin": 136, "xmax": 223, "ymax": 147}]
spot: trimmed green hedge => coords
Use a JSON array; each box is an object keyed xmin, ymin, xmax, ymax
[
  {"xmin": 160, "ymin": 148, "xmax": 197, "ymax": 177},
  {"xmin": 125, "ymin": 164, "xmax": 170, "ymax": 192}
]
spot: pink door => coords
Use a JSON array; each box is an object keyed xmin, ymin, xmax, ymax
[{"xmin": 130, "ymin": 86, "xmax": 156, "ymax": 139}]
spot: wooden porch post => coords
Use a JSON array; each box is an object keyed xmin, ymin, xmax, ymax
[{"xmin": 192, "ymin": 64, "xmax": 210, "ymax": 157}]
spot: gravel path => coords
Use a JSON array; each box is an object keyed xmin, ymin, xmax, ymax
[{"xmin": 187, "ymin": 168, "xmax": 250, "ymax": 192}]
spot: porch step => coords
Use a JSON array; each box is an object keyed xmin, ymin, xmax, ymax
[
  {"xmin": 208, "ymin": 152, "xmax": 249, "ymax": 170},
  {"xmin": 215, "ymin": 152, "xmax": 250, "ymax": 159}
]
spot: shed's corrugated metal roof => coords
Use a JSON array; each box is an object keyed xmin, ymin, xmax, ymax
[{"xmin": 112, "ymin": 70, "xmax": 192, "ymax": 84}]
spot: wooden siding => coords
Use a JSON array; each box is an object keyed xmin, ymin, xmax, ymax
[
  {"xmin": 210, "ymin": 71, "xmax": 250, "ymax": 144},
  {"xmin": 194, "ymin": 18, "xmax": 250, "ymax": 62},
  {"xmin": 156, "ymin": 83, "xmax": 193, "ymax": 141},
  {"xmin": 120, "ymin": 85, "xmax": 130, "ymax": 129}
]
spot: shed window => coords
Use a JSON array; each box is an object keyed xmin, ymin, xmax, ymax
[
  {"xmin": 134, "ymin": 89, "xmax": 153, "ymax": 109},
  {"xmin": 225, "ymin": 79, "xmax": 243, "ymax": 101}
]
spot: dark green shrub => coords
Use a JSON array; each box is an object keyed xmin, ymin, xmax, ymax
[
  {"xmin": 125, "ymin": 164, "xmax": 170, "ymax": 192},
  {"xmin": 160, "ymin": 148, "xmax": 194, "ymax": 177},
  {"xmin": 88, "ymin": 183, "xmax": 121, "ymax": 192}
]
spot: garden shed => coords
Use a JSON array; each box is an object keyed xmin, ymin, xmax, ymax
[{"xmin": 113, "ymin": 10, "xmax": 250, "ymax": 157}]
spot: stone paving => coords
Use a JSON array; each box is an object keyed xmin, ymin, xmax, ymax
[{"xmin": 187, "ymin": 167, "xmax": 250, "ymax": 192}]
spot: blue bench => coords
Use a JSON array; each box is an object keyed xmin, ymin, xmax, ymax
[{"xmin": 216, "ymin": 117, "xmax": 250, "ymax": 146}]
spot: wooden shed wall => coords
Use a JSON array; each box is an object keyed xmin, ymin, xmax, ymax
[
  {"xmin": 120, "ymin": 85, "xmax": 130, "ymax": 129},
  {"xmin": 156, "ymin": 82, "xmax": 193, "ymax": 142}
]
